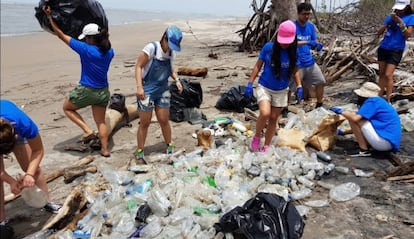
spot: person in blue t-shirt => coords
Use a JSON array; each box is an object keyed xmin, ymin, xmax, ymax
[
  {"xmin": 294, "ymin": 2, "xmax": 326, "ymax": 108},
  {"xmin": 1, "ymin": 99, "xmax": 62, "ymax": 232},
  {"xmin": 244, "ymin": 20, "xmax": 302, "ymax": 152},
  {"xmin": 377, "ymin": 0, "xmax": 414, "ymax": 102},
  {"xmin": 330, "ymin": 82, "xmax": 401, "ymax": 157},
  {"xmin": 43, "ymin": 6, "xmax": 114, "ymax": 157}
]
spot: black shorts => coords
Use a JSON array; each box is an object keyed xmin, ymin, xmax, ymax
[{"xmin": 377, "ymin": 48, "xmax": 403, "ymax": 66}]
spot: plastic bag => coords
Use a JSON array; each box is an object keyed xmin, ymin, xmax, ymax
[
  {"xmin": 169, "ymin": 78, "xmax": 203, "ymax": 122},
  {"xmin": 215, "ymin": 85, "xmax": 259, "ymax": 113},
  {"xmin": 214, "ymin": 192, "xmax": 305, "ymax": 239},
  {"xmin": 34, "ymin": 0, "xmax": 108, "ymax": 39}
]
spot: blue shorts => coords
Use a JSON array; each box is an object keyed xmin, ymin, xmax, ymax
[{"xmin": 137, "ymin": 89, "xmax": 171, "ymax": 111}]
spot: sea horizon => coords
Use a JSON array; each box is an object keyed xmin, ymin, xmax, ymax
[{"xmin": 0, "ymin": 2, "xmax": 230, "ymax": 37}]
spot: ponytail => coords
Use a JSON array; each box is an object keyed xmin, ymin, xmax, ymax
[{"xmin": 93, "ymin": 28, "xmax": 111, "ymax": 52}]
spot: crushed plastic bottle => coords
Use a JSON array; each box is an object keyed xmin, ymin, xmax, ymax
[
  {"xmin": 329, "ymin": 182, "xmax": 360, "ymax": 202},
  {"xmin": 289, "ymin": 188, "xmax": 312, "ymax": 200},
  {"xmin": 352, "ymin": 167, "xmax": 374, "ymax": 177}
]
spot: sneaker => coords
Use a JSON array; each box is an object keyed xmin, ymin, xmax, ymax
[
  {"xmin": 348, "ymin": 149, "xmax": 371, "ymax": 157},
  {"xmin": 315, "ymin": 102, "xmax": 323, "ymax": 108},
  {"xmin": 250, "ymin": 136, "xmax": 260, "ymax": 152},
  {"xmin": 135, "ymin": 148, "xmax": 145, "ymax": 160},
  {"xmin": 166, "ymin": 143, "xmax": 174, "ymax": 155},
  {"xmin": 43, "ymin": 202, "xmax": 62, "ymax": 214},
  {"xmin": 0, "ymin": 220, "xmax": 14, "ymax": 239},
  {"xmin": 261, "ymin": 145, "xmax": 269, "ymax": 152}
]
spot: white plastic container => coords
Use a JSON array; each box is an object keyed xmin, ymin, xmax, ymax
[{"xmin": 21, "ymin": 186, "xmax": 47, "ymax": 208}]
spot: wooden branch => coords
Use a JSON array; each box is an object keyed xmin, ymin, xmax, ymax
[
  {"xmin": 177, "ymin": 67, "xmax": 208, "ymax": 77},
  {"xmin": 387, "ymin": 174, "xmax": 414, "ymax": 181},
  {"xmin": 63, "ymin": 164, "xmax": 98, "ymax": 184}
]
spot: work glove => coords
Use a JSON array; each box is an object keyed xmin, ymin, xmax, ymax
[
  {"xmin": 316, "ymin": 42, "xmax": 323, "ymax": 51},
  {"xmin": 330, "ymin": 106, "xmax": 343, "ymax": 114},
  {"xmin": 307, "ymin": 40, "xmax": 317, "ymax": 48},
  {"xmin": 244, "ymin": 82, "xmax": 253, "ymax": 98},
  {"xmin": 296, "ymin": 86, "xmax": 304, "ymax": 102}
]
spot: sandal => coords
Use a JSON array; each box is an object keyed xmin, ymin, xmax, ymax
[{"xmin": 100, "ymin": 152, "xmax": 111, "ymax": 158}]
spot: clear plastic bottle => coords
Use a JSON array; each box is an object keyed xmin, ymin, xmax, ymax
[
  {"xmin": 297, "ymin": 175, "xmax": 315, "ymax": 188},
  {"xmin": 20, "ymin": 186, "xmax": 47, "ymax": 208},
  {"xmin": 329, "ymin": 182, "xmax": 360, "ymax": 202},
  {"xmin": 289, "ymin": 188, "xmax": 312, "ymax": 200}
]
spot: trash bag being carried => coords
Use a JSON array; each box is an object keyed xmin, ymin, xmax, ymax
[
  {"xmin": 34, "ymin": 0, "xmax": 108, "ymax": 38},
  {"xmin": 214, "ymin": 192, "xmax": 305, "ymax": 239},
  {"xmin": 215, "ymin": 85, "xmax": 259, "ymax": 113}
]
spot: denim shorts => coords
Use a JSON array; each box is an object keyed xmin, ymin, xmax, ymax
[
  {"xmin": 69, "ymin": 85, "xmax": 110, "ymax": 108},
  {"xmin": 137, "ymin": 89, "xmax": 171, "ymax": 111},
  {"xmin": 377, "ymin": 48, "xmax": 403, "ymax": 66}
]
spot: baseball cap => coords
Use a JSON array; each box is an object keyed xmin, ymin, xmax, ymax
[
  {"xmin": 392, "ymin": 0, "xmax": 410, "ymax": 10},
  {"xmin": 78, "ymin": 23, "xmax": 100, "ymax": 40},
  {"xmin": 277, "ymin": 20, "xmax": 296, "ymax": 44},
  {"xmin": 353, "ymin": 82, "xmax": 381, "ymax": 98},
  {"xmin": 166, "ymin": 25, "xmax": 183, "ymax": 51}
]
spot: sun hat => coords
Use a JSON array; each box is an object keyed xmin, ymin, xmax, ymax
[
  {"xmin": 392, "ymin": 0, "xmax": 410, "ymax": 10},
  {"xmin": 277, "ymin": 20, "xmax": 296, "ymax": 44},
  {"xmin": 78, "ymin": 23, "xmax": 100, "ymax": 40},
  {"xmin": 353, "ymin": 82, "xmax": 381, "ymax": 98},
  {"xmin": 166, "ymin": 25, "xmax": 183, "ymax": 51}
]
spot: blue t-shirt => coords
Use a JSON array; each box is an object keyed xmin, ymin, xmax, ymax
[
  {"xmin": 258, "ymin": 42, "xmax": 291, "ymax": 91},
  {"xmin": 0, "ymin": 99, "xmax": 38, "ymax": 139},
  {"xmin": 70, "ymin": 38, "xmax": 114, "ymax": 89},
  {"xmin": 357, "ymin": 97, "xmax": 401, "ymax": 151},
  {"xmin": 295, "ymin": 21, "xmax": 317, "ymax": 68},
  {"xmin": 380, "ymin": 14, "xmax": 414, "ymax": 51}
]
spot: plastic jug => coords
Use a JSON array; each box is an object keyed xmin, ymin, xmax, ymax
[{"xmin": 20, "ymin": 186, "xmax": 47, "ymax": 208}]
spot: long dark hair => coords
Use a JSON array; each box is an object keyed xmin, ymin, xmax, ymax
[
  {"xmin": 270, "ymin": 34, "xmax": 298, "ymax": 78},
  {"xmin": 91, "ymin": 28, "xmax": 111, "ymax": 52},
  {"xmin": 0, "ymin": 119, "xmax": 16, "ymax": 155}
]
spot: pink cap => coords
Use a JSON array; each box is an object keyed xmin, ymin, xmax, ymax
[{"xmin": 277, "ymin": 20, "xmax": 296, "ymax": 44}]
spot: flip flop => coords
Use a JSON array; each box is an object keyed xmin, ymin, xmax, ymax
[
  {"xmin": 80, "ymin": 133, "xmax": 98, "ymax": 144},
  {"xmin": 100, "ymin": 152, "xmax": 110, "ymax": 158}
]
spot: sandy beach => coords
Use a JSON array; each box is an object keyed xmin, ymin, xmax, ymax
[{"xmin": 1, "ymin": 18, "xmax": 414, "ymax": 238}]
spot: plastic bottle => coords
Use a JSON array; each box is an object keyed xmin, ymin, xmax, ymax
[
  {"xmin": 231, "ymin": 122, "xmax": 247, "ymax": 132},
  {"xmin": 329, "ymin": 182, "xmax": 360, "ymax": 202},
  {"xmin": 316, "ymin": 151, "xmax": 332, "ymax": 162},
  {"xmin": 264, "ymin": 173, "xmax": 291, "ymax": 186},
  {"xmin": 335, "ymin": 166, "xmax": 349, "ymax": 174},
  {"xmin": 72, "ymin": 229, "xmax": 91, "ymax": 239},
  {"xmin": 288, "ymin": 188, "xmax": 312, "ymax": 200},
  {"xmin": 126, "ymin": 179, "xmax": 152, "ymax": 195},
  {"xmin": 297, "ymin": 175, "xmax": 315, "ymax": 188},
  {"xmin": 20, "ymin": 186, "xmax": 48, "ymax": 208}
]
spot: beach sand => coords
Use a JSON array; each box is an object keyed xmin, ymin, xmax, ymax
[{"xmin": 1, "ymin": 19, "xmax": 414, "ymax": 238}]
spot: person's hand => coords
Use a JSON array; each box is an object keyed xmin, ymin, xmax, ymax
[
  {"xmin": 296, "ymin": 86, "xmax": 304, "ymax": 102},
  {"xmin": 330, "ymin": 106, "xmax": 343, "ymax": 114},
  {"xmin": 244, "ymin": 82, "xmax": 253, "ymax": 98},
  {"xmin": 10, "ymin": 179, "xmax": 22, "ymax": 195},
  {"xmin": 22, "ymin": 173, "xmax": 35, "ymax": 188},
  {"xmin": 316, "ymin": 42, "xmax": 323, "ymax": 51},
  {"xmin": 136, "ymin": 86, "xmax": 145, "ymax": 100},
  {"xmin": 176, "ymin": 80, "xmax": 183, "ymax": 94},
  {"xmin": 307, "ymin": 40, "xmax": 317, "ymax": 48}
]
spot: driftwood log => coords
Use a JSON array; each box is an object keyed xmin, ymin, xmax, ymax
[
  {"xmin": 177, "ymin": 67, "xmax": 208, "ymax": 77},
  {"xmin": 63, "ymin": 164, "xmax": 98, "ymax": 184},
  {"xmin": 105, "ymin": 103, "xmax": 139, "ymax": 134}
]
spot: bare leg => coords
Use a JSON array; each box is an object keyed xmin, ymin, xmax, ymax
[
  {"xmin": 63, "ymin": 98, "xmax": 94, "ymax": 138},
  {"xmin": 137, "ymin": 110, "xmax": 153, "ymax": 150},
  {"xmin": 91, "ymin": 105, "xmax": 109, "ymax": 156},
  {"xmin": 348, "ymin": 119, "xmax": 369, "ymax": 150},
  {"xmin": 263, "ymin": 107, "xmax": 282, "ymax": 146},
  {"xmin": 377, "ymin": 60, "xmax": 387, "ymax": 98},
  {"xmin": 13, "ymin": 144, "xmax": 51, "ymax": 201},
  {"xmin": 155, "ymin": 107, "xmax": 172, "ymax": 144},
  {"xmin": 384, "ymin": 63, "xmax": 396, "ymax": 102},
  {"xmin": 255, "ymin": 100, "xmax": 271, "ymax": 137},
  {"xmin": 315, "ymin": 84, "xmax": 324, "ymax": 104}
]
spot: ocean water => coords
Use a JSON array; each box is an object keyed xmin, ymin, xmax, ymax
[{"xmin": 0, "ymin": 2, "xmax": 214, "ymax": 37}]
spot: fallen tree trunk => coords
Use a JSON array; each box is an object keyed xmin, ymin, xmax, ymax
[
  {"xmin": 105, "ymin": 103, "xmax": 139, "ymax": 134},
  {"xmin": 63, "ymin": 164, "xmax": 98, "ymax": 184}
]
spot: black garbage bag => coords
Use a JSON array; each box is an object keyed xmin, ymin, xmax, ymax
[
  {"xmin": 215, "ymin": 85, "xmax": 258, "ymax": 113},
  {"xmin": 34, "ymin": 0, "xmax": 108, "ymax": 39},
  {"xmin": 170, "ymin": 78, "xmax": 203, "ymax": 122},
  {"xmin": 214, "ymin": 192, "xmax": 305, "ymax": 239}
]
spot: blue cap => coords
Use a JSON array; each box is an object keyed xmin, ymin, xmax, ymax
[{"xmin": 166, "ymin": 25, "xmax": 182, "ymax": 52}]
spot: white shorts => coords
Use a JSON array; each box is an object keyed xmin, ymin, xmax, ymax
[
  {"xmin": 255, "ymin": 84, "xmax": 288, "ymax": 108},
  {"xmin": 361, "ymin": 121, "xmax": 392, "ymax": 151}
]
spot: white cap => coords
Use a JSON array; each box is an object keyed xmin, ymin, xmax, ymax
[
  {"xmin": 78, "ymin": 23, "xmax": 100, "ymax": 40},
  {"xmin": 392, "ymin": 0, "xmax": 410, "ymax": 10}
]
